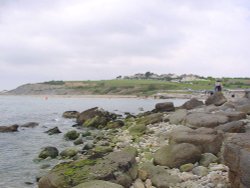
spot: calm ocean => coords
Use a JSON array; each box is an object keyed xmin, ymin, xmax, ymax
[{"xmin": 0, "ymin": 96, "xmax": 187, "ymax": 188}]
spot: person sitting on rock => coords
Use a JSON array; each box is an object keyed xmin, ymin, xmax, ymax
[{"xmin": 214, "ymin": 80, "xmax": 222, "ymax": 92}]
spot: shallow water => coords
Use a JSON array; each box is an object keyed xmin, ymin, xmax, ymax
[{"xmin": 0, "ymin": 96, "xmax": 187, "ymax": 188}]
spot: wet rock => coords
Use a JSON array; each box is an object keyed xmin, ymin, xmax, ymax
[
  {"xmin": 181, "ymin": 98, "xmax": 204, "ymax": 110},
  {"xmin": 72, "ymin": 180, "xmax": 124, "ymax": 188},
  {"xmin": 64, "ymin": 130, "xmax": 80, "ymax": 140},
  {"xmin": 45, "ymin": 126, "xmax": 61, "ymax": 135},
  {"xmin": 169, "ymin": 127, "xmax": 223, "ymax": 154},
  {"xmin": 205, "ymin": 92, "xmax": 227, "ymax": 106},
  {"xmin": 154, "ymin": 143, "xmax": 202, "ymax": 168},
  {"xmin": 0, "ymin": 124, "xmax": 18, "ymax": 132},
  {"xmin": 60, "ymin": 148, "xmax": 78, "ymax": 158},
  {"xmin": 76, "ymin": 107, "xmax": 117, "ymax": 128},
  {"xmin": 154, "ymin": 102, "xmax": 175, "ymax": 112},
  {"xmin": 215, "ymin": 121, "xmax": 246, "ymax": 133},
  {"xmin": 21, "ymin": 122, "xmax": 39, "ymax": 128},
  {"xmin": 38, "ymin": 146, "xmax": 59, "ymax": 159},
  {"xmin": 63, "ymin": 111, "xmax": 80, "ymax": 118},
  {"xmin": 38, "ymin": 147, "xmax": 137, "ymax": 188},
  {"xmin": 184, "ymin": 112, "xmax": 229, "ymax": 128},
  {"xmin": 223, "ymin": 133, "xmax": 250, "ymax": 188}
]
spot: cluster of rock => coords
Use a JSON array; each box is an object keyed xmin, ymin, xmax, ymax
[
  {"xmin": 0, "ymin": 122, "xmax": 39, "ymax": 132},
  {"xmin": 35, "ymin": 92, "xmax": 250, "ymax": 188}
]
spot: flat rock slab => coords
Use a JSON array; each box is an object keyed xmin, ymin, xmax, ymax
[{"xmin": 184, "ymin": 112, "xmax": 229, "ymax": 128}]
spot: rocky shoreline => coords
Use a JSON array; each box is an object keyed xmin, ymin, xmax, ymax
[{"xmin": 2, "ymin": 92, "xmax": 250, "ymax": 188}]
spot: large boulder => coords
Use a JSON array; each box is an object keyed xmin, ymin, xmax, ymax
[
  {"xmin": 0, "ymin": 124, "xmax": 18, "ymax": 132},
  {"xmin": 154, "ymin": 143, "xmax": 202, "ymax": 168},
  {"xmin": 169, "ymin": 127, "xmax": 223, "ymax": 154},
  {"xmin": 39, "ymin": 146, "xmax": 59, "ymax": 159},
  {"xmin": 76, "ymin": 107, "xmax": 117, "ymax": 128},
  {"xmin": 184, "ymin": 112, "xmax": 229, "ymax": 129},
  {"xmin": 223, "ymin": 133, "xmax": 250, "ymax": 188},
  {"xmin": 218, "ymin": 111, "xmax": 246, "ymax": 121},
  {"xmin": 168, "ymin": 109, "xmax": 187, "ymax": 125},
  {"xmin": 38, "ymin": 147, "xmax": 138, "ymax": 188},
  {"xmin": 181, "ymin": 98, "xmax": 204, "ymax": 110},
  {"xmin": 215, "ymin": 121, "xmax": 246, "ymax": 133},
  {"xmin": 72, "ymin": 180, "xmax": 124, "ymax": 188},
  {"xmin": 205, "ymin": 92, "xmax": 227, "ymax": 106},
  {"xmin": 154, "ymin": 102, "xmax": 175, "ymax": 112},
  {"xmin": 63, "ymin": 111, "xmax": 80, "ymax": 119}
]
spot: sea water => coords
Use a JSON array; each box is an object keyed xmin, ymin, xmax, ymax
[{"xmin": 0, "ymin": 96, "xmax": 187, "ymax": 188}]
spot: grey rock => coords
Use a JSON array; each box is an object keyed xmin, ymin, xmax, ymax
[
  {"xmin": 205, "ymin": 92, "xmax": 227, "ymax": 106},
  {"xmin": 0, "ymin": 124, "xmax": 18, "ymax": 132},
  {"xmin": 155, "ymin": 102, "xmax": 175, "ymax": 112},
  {"xmin": 184, "ymin": 112, "xmax": 229, "ymax": 128},
  {"xmin": 192, "ymin": 166, "xmax": 208, "ymax": 176},
  {"xmin": 21, "ymin": 122, "xmax": 39, "ymax": 128},
  {"xmin": 154, "ymin": 143, "xmax": 202, "ymax": 168},
  {"xmin": 45, "ymin": 127, "xmax": 61, "ymax": 135},
  {"xmin": 169, "ymin": 109, "xmax": 187, "ymax": 125},
  {"xmin": 62, "ymin": 111, "xmax": 80, "ymax": 118},
  {"xmin": 39, "ymin": 146, "xmax": 58, "ymax": 159},
  {"xmin": 169, "ymin": 127, "xmax": 223, "ymax": 154},
  {"xmin": 72, "ymin": 180, "xmax": 124, "ymax": 188},
  {"xmin": 199, "ymin": 153, "xmax": 218, "ymax": 167},
  {"xmin": 181, "ymin": 98, "xmax": 204, "ymax": 110},
  {"xmin": 223, "ymin": 133, "xmax": 250, "ymax": 188},
  {"xmin": 215, "ymin": 121, "xmax": 246, "ymax": 133}
]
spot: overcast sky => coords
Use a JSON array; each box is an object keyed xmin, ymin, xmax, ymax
[{"xmin": 0, "ymin": 0, "xmax": 250, "ymax": 90}]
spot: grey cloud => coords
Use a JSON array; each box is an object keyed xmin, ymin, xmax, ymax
[{"xmin": 0, "ymin": 0, "xmax": 250, "ymax": 90}]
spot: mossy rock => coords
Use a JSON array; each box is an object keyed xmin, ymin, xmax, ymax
[
  {"xmin": 128, "ymin": 124, "xmax": 147, "ymax": 137},
  {"xmin": 38, "ymin": 147, "xmax": 138, "ymax": 188},
  {"xmin": 180, "ymin": 163, "xmax": 194, "ymax": 172},
  {"xmin": 83, "ymin": 116, "xmax": 108, "ymax": 128},
  {"xmin": 82, "ymin": 131, "xmax": 92, "ymax": 137},
  {"xmin": 64, "ymin": 130, "xmax": 80, "ymax": 140},
  {"xmin": 136, "ymin": 113, "xmax": 163, "ymax": 126},
  {"xmin": 106, "ymin": 120, "xmax": 125, "ymax": 129},
  {"xmin": 38, "ymin": 146, "xmax": 59, "ymax": 159},
  {"xmin": 60, "ymin": 148, "xmax": 78, "ymax": 158},
  {"xmin": 92, "ymin": 146, "xmax": 113, "ymax": 155}
]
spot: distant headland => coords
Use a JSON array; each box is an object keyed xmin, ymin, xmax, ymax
[{"xmin": 2, "ymin": 72, "xmax": 250, "ymax": 96}]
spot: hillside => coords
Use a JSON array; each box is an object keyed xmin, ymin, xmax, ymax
[{"xmin": 5, "ymin": 76, "xmax": 250, "ymax": 96}]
